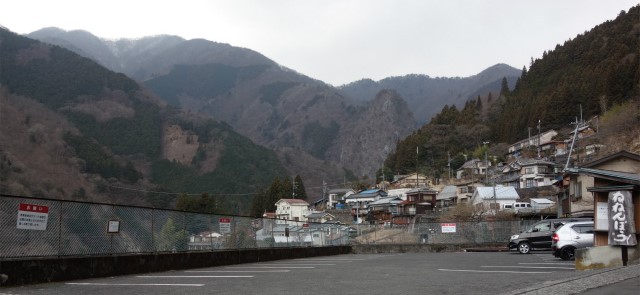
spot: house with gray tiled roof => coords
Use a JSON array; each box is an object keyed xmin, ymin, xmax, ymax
[
  {"xmin": 470, "ymin": 185, "xmax": 520, "ymax": 215},
  {"xmin": 498, "ymin": 158, "xmax": 560, "ymax": 188}
]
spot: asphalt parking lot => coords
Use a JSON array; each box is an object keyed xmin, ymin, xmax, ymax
[{"xmin": 1, "ymin": 251, "xmax": 638, "ymax": 295}]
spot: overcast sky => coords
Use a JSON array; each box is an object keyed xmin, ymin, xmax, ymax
[{"xmin": 1, "ymin": 0, "xmax": 637, "ymax": 86}]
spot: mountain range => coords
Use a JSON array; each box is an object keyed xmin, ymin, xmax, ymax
[{"xmin": 25, "ymin": 27, "xmax": 518, "ymax": 177}]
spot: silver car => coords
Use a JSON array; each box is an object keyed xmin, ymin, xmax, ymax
[{"xmin": 551, "ymin": 221, "xmax": 594, "ymax": 260}]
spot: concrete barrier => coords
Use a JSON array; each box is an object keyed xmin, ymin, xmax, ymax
[{"xmin": 0, "ymin": 246, "xmax": 351, "ymax": 286}]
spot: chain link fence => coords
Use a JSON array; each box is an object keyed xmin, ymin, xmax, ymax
[
  {"xmin": 349, "ymin": 218, "xmax": 539, "ymax": 246},
  {"xmin": 0, "ymin": 195, "xmax": 352, "ymax": 258},
  {"xmin": 1, "ymin": 195, "xmax": 544, "ymax": 258}
]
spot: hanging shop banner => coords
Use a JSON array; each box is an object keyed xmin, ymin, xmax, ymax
[
  {"xmin": 17, "ymin": 203, "xmax": 49, "ymax": 230},
  {"xmin": 608, "ymin": 191, "xmax": 637, "ymax": 246}
]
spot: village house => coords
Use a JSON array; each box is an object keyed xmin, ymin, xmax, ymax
[
  {"xmin": 455, "ymin": 180, "xmax": 483, "ymax": 204},
  {"xmin": 394, "ymin": 187, "xmax": 439, "ymax": 224},
  {"xmin": 390, "ymin": 173, "xmax": 432, "ymax": 188},
  {"xmin": 559, "ymin": 150, "xmax": 640, "ymax": 218},
  {"xmin": 325, "ymin": 188, "xmax": 355, "ymax": 209},
  {"xmin": 274, "ymin": 199, "xmax": 310, "ymax": 224},
  {"xmin": 366, "ymin": 197, "xmax": 403, "ymax": 224},
  {"xmin": 498, "ymin": 158, "xmax": 560, "ymax": 188},
  {"xmin": 305, "ymin": 211, "xmax": 336, "ymax": 223},
  {"xmin": 507, "ymin": 129, "xmax": 558, "ymax": 158},
  {"xmin": 455, "ymin": 158, "xmax": 489, "ymax": 179},
  {"xmin": 569, "ymin": 163, "xmax": 640, "ymax": 269},
  {"xmin": 470, "ymin": 185, "xmax": 520, "ymax": 215},
  {"xmin": 345, "ymin": 189, "xmax": 387, "ymax": 223}
]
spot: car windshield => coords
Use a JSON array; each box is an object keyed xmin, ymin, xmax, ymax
[{"xmin": 528, "ymin": 222, "xmax": 550, "ymax": 232}]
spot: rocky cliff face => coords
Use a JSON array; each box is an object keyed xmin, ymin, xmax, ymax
[{"xmin": 329, "ymin": 89, "xmax": 415, "ymax": 177}]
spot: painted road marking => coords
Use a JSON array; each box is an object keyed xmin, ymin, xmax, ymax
[
  {"xmin": 248, "ymin": 263, "xmax": 336, "ymax": 266},
  {"xmin": 66, "ymin": 283, "xmax": 204, "ymax": 286},
  {"xmin": 138, "ymin": 275, "xmax": 253, "ymax": 278},
  {"xmin": 519, "ymin": 262, "xmax": 575, "ymax": 265},
  {"xmin": 186, "ymin": 270, "xmax": 290, "ymax": 273},
  {"xmin": 439, "ymin": 269, "xmax": 550, "ymax": 274},
  {"xmin": 482, "ymin": 266, "xmax": 575, "ymax": 270},
  {"xmin": 226, "ymin": 266, "xmax": 315, "ymax": 269}
]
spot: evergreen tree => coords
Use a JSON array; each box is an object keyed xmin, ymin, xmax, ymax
[
  {"xmin": 500, "ymin": 77, "xmax": 510, "ymax": 97},
  {"xmin": 293, "ymin": 174, "xmax": 308, "ymax": 200}
]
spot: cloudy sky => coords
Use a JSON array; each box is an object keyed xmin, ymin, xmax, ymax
[{"xmin": 1, "ymin": 0, "xmax": 637, "ymax": 86}]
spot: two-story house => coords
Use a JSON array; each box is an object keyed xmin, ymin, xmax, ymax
[
  {"xmin": 345, "ymin": 189, "xmax": 387, "ymax": 223},
  {"xmin": 326, "ymin": 188, "xmax": 355, "ymax": 209},
  {"xmin": 499, "ymin": 158, "xmax": 559, "ymax": 188},
  {"xmin": 367, "ymin": 197, "xmax": 403, "ymax": 224},
  {"xmin": 507, "ymin": 129, "xmax": 558, "ymax": 158},
  {"xmin": 275, "ymin": 199, "xmax": 310, "ymax": 224}
]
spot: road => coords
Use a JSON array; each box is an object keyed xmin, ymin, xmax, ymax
[{"xmin": 0, "ymin": 251, "xmax": 638, "ymax": 295}]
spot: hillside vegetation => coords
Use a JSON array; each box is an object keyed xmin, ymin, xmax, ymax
[
  {"xmin": 386, "ymin": 6, "xmax": 640, "ymax": 178},
  {"xmin": 0, "ymin": 28, "xmax": 286, "ymax": 212}
]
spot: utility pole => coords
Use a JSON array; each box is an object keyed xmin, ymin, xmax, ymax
[
  {"xmin": 537, "ymin": 119, "xmax": 541, "ymax": 159},
  {"xmin": 483, "ymin": 141, "xmax": 489, "ymax": 185},
  {"xmin": 416, "ymin": 145, "xmax": 419, "ymax": 188}
]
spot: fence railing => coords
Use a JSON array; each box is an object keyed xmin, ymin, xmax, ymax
[{"xmin": 1, "ymin": 194, "xmax": 541, "ymax": 259}]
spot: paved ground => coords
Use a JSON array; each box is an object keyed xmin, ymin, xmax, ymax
[{"xmin": 0, "ymin": 251, "xmax": 638, "ymax": 295}]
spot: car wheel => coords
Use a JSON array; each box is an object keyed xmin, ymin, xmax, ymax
[
  {"xmin": 517, "ymin": 242, "xmax": 531, "ymax": 254},
  {"xmin": 560, "ymin": 246, "xmax": 575, "ymax": 260}
]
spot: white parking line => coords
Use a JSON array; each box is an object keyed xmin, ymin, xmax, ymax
[
  {"xmin": 226, "ymin": 266, "xmax": 315, "ymax": 269},
  {"xmin": 186, "ymin": 270, "xmax": 290, "ymax": 273},
  {"xmin": 439, "ymin": 269, "xmax": 551, "ymax": 274},
  {"xmin": 138, "ymin": 275, "xmax": 253, "ymax": 278},
  {"xmin": 66, "ymin": 283, "xmax": 204, "ymax": 286},
  {"xmin": 519, "ymin": 262, "xmax": 575, "ymax": 265},
  {"xmin": 482, "ymin": 266, "xmax": 575, "ymax": 270},
  {"xmin": 295, "ymin": 258, "xmax": 360, "ymax": 262},
  {"xmin": 248, "ymin": 263, "xmax": 336, "ymax": 266}
]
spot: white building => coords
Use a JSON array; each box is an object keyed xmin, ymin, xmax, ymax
[
  {"xmin": 326, "ymin": 189, "xmax": 355, "ymax": 209},
  {"xmin": 275, "ymin": 199, "xmax": 310, "ymax": 224},
  {"xmin": 530, "ymin": 198, "xmax": 555, "ymax": 211},
  {"xmin": 470, "ymin": 185, "xmax": 520, "ymax": 215}
]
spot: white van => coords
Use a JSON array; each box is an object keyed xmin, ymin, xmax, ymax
[{"xmin": 502, "ymin": 202, "xmax": 532, "ymax": 213}]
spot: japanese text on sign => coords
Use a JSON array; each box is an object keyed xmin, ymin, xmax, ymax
[
  {"xmin": 17, "ymin": 203, "xmax": 49, "ymax": 230},
  {"xmin": 608, "ymin": 191, "xmax": 637, "ymax": 246},
  {"xmin": 441, "ymin": 223, "xmax": 456, "ymax": 233}
]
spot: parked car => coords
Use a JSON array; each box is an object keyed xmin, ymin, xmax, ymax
[
  {"xmin": 508, "ymin": 217, "xmax": 593, "ymax": 254},
  {"xmin": 551, "ymin": 221, "xmax": 594, "ymax": 260}
]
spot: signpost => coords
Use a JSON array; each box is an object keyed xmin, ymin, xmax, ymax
[{"xmin": 16, "ymin": 203, "xmax": 49, "ymax": 230}]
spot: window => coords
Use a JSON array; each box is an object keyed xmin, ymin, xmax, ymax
[
  {"xmin": 525, "ymin": 167, "xmax": 534, "ymax": 174},
  {"xmin": 525, "ymin": 178, "xmax": 535, "ymax": 188},
  {"xmin": 530, "ymin": 222, "xmax": 551, "ymax": 232},
  {"xmin": 573, "ymin": 225, "xmax": 593, "ymax": 234}
]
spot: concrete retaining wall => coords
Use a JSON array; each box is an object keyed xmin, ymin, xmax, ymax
[
  {"xmin": 0, "ymin": 246, "xmax": 351, "ymax": 286},
  {"xmin": 576, "ymin": 245, "xmax": 640, "ymax": 270}
]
